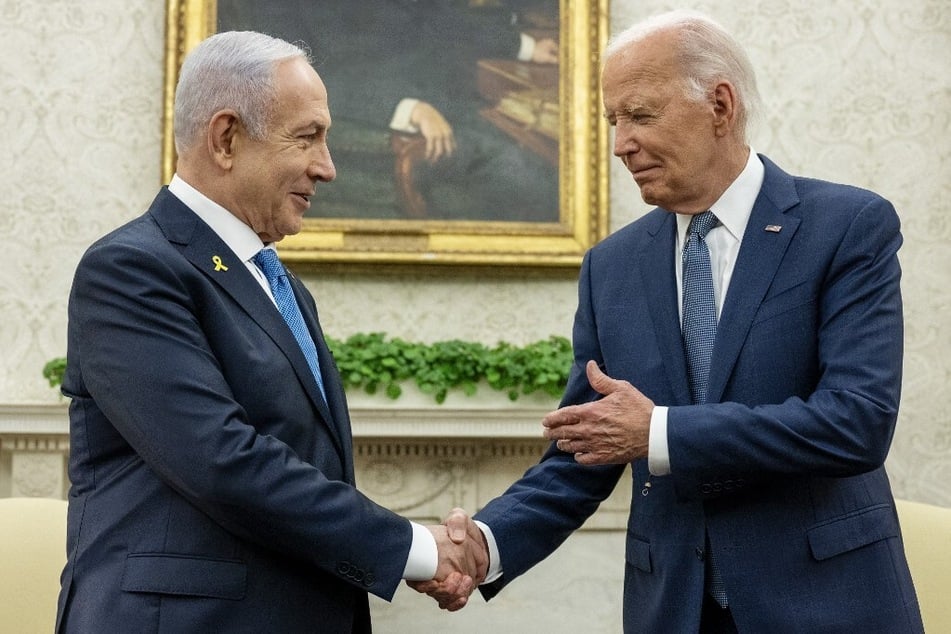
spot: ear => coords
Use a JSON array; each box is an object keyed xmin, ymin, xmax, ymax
[
  {"xmin": 711, "ymin": 81, "xmax": 739, "ymax": 138},
  {"xmin": 207, "ymin": 109, "xmax": 241, "ymax": 170}
]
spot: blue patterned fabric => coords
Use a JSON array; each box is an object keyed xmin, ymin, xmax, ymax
[
  {"xmin": 682, "ymin": 211, "xmax": 719, "ymax": 406},
  {"xmin": 254, "ymin": 248, "xmax": 327, "ymax": 402}
]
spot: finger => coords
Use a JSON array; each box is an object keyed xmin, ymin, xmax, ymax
[
  {"xmin": 407, "ymin": 579, "xmax": 438, "ymax": 593},
  {"xmin": 585, "ymin": 360, "xmax": 625, "ymax": 396},
  {"xmin": 444, "ymin": 507, "xmax": 469, "ymax": 543},
  {"xmin": 430, "ymin": 137, "xmax": 446, "ymax": 162},
  {"xmin": 574, "ymin": 451, "xmax": 607, "ymax": 466},
  {"xmin": 542, "ymin": 405, "xmax": 581, "ymax": 431},
  {"xmin": 430, "ymin": 574, "xmax": 472, "ymax": 608},
  {"xmin": 442, "ymin": 596, "xmax": 469, "ymax": 612}
]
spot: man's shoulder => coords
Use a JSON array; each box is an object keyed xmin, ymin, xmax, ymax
[
  {"xmin": 592, "ymin": 207, "xmax": 670, "ymax": 253},
  {"xmin": 761, "ymin": 154, "xmax": 890, "ymax": 209},
  {"xmin": 77, "ymin": 189, "xmax": 191, "ymax": 273}
]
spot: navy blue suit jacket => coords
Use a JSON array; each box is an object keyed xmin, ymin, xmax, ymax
[
  {"xmin": 475, "ymin": 156, "xmax": 923, "ymax": 632},
  {"xmin": 56, "ymin": 189, "xmax": 411, "ymax": 633}
]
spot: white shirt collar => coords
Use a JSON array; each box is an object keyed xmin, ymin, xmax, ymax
[
  {"xmin": 167, "ymin": 174, "xmax": 267, "ymax": 262},
  {"xmin": 676, "ymin": 149, "xmax": 765, "ymax": 244}
]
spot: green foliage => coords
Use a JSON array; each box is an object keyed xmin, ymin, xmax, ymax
[
  {"xmin": 326, "ymin": 333, "xmax": 572, "ymax": 404},
  {"xmin": 43, "ymin": 357, "xmax": 67, "ymax": 388},
  {"xmin": 42, "ymin": 334, "xmax": 573, "ymax": 404}
]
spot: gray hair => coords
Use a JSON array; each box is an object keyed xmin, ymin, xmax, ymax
[
  {"xmin": 605, "ymin": 10, "xmax": 761, "ymax": 142},
  {"xmin": 173, "ymin": 31, "xmax": 311, "ymax": 153}
]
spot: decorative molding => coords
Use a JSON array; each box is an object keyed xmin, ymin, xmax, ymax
[{"xmin": 0, "ymin": 404, "xmax": 631, "ymax": 529}]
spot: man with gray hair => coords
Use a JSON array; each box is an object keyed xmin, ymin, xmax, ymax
[
  {"xmin": 56, "ymin": 30, "xmax": 485, "ymax": 633},
  {"xmin": 416, "ymin": 9, "xmax": 922, "ymax": 632}
]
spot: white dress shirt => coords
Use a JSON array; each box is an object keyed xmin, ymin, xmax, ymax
[{"xmin": 167, "ymin": 175, "xmax": 439, "ymax": 581}]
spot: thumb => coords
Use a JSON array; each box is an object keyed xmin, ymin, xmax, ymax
[
  {"xmin": 585, "ymin": 360, "xmax": 622, "ymax": 396},
  {"xmin": 444, "ymin": 507, "xmax": 469, "ymax": 544}
]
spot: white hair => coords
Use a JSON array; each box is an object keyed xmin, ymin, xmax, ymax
[
  {"xmin": 605, "ymin": 10, "xmax": 762, "ymax": 142},
  {"xmin": 173, "ymin": 31, "xmax": 311, "ymax": 153}
]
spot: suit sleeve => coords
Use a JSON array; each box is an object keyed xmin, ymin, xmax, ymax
[
  {"xmin": 667, "ymin": 192, "xmax": 904, "ymax": 499},
  {"xmin": 476, "ymin": 253, "xmax": 625, "ymax": 599}
]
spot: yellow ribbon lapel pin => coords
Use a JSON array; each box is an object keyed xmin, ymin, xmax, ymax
[{"xmin": 212, "ymin": 255, "xmax": 229, "ymax": 272}]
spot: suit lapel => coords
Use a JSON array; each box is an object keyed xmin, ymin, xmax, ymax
[
  {"xmin": 148, "ymin": 190, "xmax": 347, "ymax": 461},
  {"xmin": 639, "ymin": 212, "xmax": 693, "ymax": 405},
  {"xmin": 288, "ymin": 272, "xmax": 356, "ymax": 482},
  {"xmin": 707, "ymin": 157, "xmax": 801, "ymax": 402}
]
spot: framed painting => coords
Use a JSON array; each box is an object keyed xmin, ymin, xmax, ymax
[{"xmin": 163, "ymin": 0, "xmax": 608, "ymax": 267}]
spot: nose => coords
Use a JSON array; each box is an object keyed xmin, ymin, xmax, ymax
[
  {"xmin": 612, "ymin": 120, "xmax": 640, "ymax": 158},
  {"xmin": 309, "ymin": 143, "xmax": 336, "ymax": 182}
]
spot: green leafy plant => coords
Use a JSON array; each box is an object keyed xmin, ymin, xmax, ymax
[
  {"xmin": 43, "ymin": 357, "xmax": 67, "ymax": 389},
  {"xmin": 42, "ymin": 334, "xmax": 573, "ymax": 404},
  {"xmin": 327, "ymin": 333, "xmax": 571, "ymax": 403}
]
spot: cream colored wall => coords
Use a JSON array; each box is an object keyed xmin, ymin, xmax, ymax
[{"xmin": 1, "ymin": 0, "xmax": 948, "ymax": 511}]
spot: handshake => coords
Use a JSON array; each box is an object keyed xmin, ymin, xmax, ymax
[{"xmin": 410, "ymin": 508, "xmax": 489, "ymax": 611}]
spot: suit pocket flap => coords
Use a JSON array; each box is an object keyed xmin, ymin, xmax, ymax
[
  {"xmin": 807, "ymin": 505, "xmax": 899, "ymax": 561},
  {"xmin": 121, "ymin": 553, "xmax": 246, "ymax": 600},
  {"xmin": 626, "ymin": 537, "xmax": 652, "ymax": 573}
]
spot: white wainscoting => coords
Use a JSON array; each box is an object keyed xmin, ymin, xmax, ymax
[{"xmin": 0, "ymin": 402, "xmax": 629, "ymax": 632}]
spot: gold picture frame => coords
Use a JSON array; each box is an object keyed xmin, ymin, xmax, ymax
[{"xmin": 163, "ymin": 0, "xmax": 608, "ymax": 267}]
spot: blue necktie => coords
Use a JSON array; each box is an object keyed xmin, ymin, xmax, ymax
[
  {"xmin": 682, "ymin": 211, "xmax": 729, "ymax": 607},
  {"xmin": 254, "ymin": 248, "xmax": 327, "ymax": 402},
  {"xmin": 682, "ymin": 211, "xmax": 719, "ymax": 406}
]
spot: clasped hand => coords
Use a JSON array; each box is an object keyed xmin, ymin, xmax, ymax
[{"xmin": 409, "ymin": 508, "xmax": 488, "ymax": 611}]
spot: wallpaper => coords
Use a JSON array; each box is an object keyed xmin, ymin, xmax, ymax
[{"xmin": 0, "ymin": 0, "xmax": 947, "ymax": 505}]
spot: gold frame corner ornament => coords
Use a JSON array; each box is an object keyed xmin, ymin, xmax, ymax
[{"xmin": 162, "ymin": 0, "xmax": 608, "ymax": 268}]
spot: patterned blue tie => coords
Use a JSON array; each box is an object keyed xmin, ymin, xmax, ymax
[
  {"xmin": 682, "ymin": 211, "xmax": 719, "ymax": 406},
  {"xmin": 682, "ymin": 211, "xmax": 728, "ymax": 607},
  {"xmin": 254, "ymin": 248, "xmax": 327, "ymax": 402}
]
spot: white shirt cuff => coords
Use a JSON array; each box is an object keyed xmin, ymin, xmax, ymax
[
  {"xmin": 475, "ymin": 520, "xmax": 503, "ymax": 584},
  {"xmin": 518, "ymin": 33, "xmax": 535, "ymax": 62},
  {"xmin": 402, "ymin": 521, "xmax": 438, "ymax": 581},
  {"xmin": 648, "ymin": 406, "xmax": 671, "ymax": 476},
  {"xmin": 390, "ymin": 98, "xmax": 420, "ymax": 134}
]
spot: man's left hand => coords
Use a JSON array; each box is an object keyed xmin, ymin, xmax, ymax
[{"xmin": 543, "ymin": 360, "xmax": 654, "ymax": 465}]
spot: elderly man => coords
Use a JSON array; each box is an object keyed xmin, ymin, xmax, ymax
[
  {"xmin": 56, "ymin": 31, "xmax": 484, "ymax": 633},
  {"xmin": 419, "ymin": 9, "xmax": 922, "ymax": 633}
]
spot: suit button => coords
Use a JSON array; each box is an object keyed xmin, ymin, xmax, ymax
[
  {"xmin": 700, "ymin": 484, "xmax": 712, "ymax": 494},
  {"xmin": 353, "ymin": 569, "xmax": 365, "ymax": 582},
  {"xmin": 337, "ymin": 562, "xmax": 351, "ymax": 575},
  {"xmin": 695, "ymin": 547, "xmax": 705, "ymax": 561},
  {"xmin": 364, "ymin": 573, "xmax": 375, "ymax": 587}
]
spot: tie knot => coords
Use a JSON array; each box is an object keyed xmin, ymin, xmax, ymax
[
  {"xmin": 253, "ymin": 248, "xmax": 285, "ymax": 283},
  {"xmin": 688, "ymin": 211, "xmax": 718, "ymax": 239}
]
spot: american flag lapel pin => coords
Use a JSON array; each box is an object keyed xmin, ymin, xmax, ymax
[{"xmin": 764, "ymin": 225, "xmax": 782, "ymax": 233}]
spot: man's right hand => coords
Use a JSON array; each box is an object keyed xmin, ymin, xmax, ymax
[
  {"xmin": 409, "ymin": 101, "xmax": 456, "ymax": 163},
  {"xmin": 408, "ymin": 508, "xmax": 488, "ymax": 611}
]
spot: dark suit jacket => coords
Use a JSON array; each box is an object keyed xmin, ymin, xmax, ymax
[
  {"xmin": 475, "ymin": 156, "xmax": 923, "ymax": 632},
  {"xmin": 56, "ymin": 189, "xmax": 411, "ymax": 633}
]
